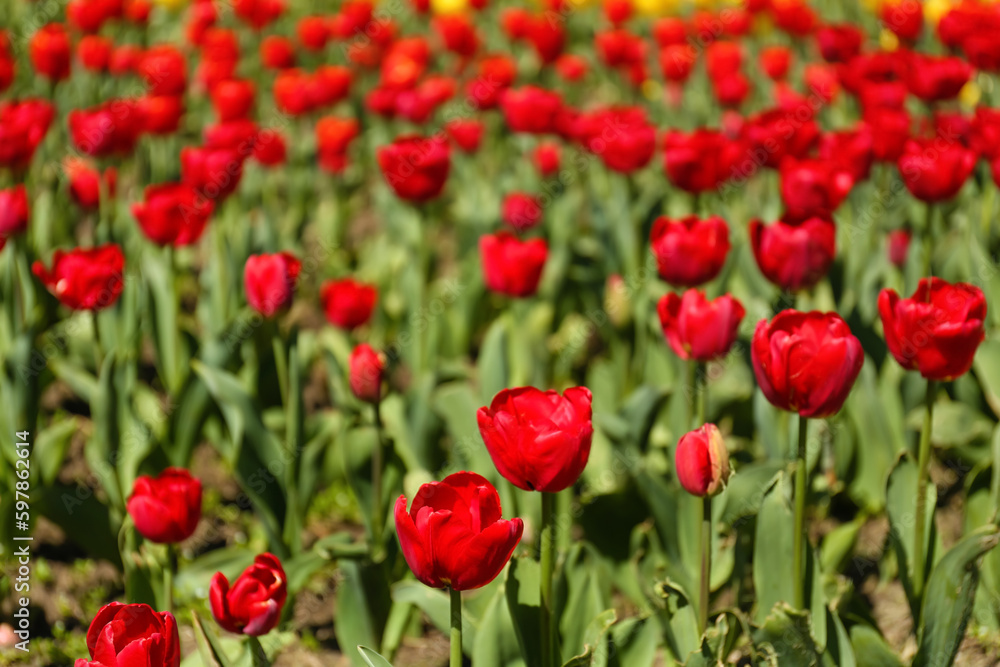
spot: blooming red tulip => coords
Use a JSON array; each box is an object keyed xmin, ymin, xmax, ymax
[
  {"xmin": 527, "ymin": 14, "xmax": 566, "ymax": 64},
  {"xmin": 349, "ymin": 343, "xmax": 385, "ymax": 403},
  {"xmin": 125, "ymin": 0, "xmax": 151, "ymax": 24},
  {"xmin": 887, "ymin": 229, "xmax": 911, "ymax": 268},
  {"xmin": 604, "ymin": 0, "xmax": 632, "ymax": 25},
  {"xmin": 320, "ymin": 278, "xmax": 377, "ymax": 330},
  {"xmin": 659, "ymin": 44, "xmax": 696, "ymax": 83},
  {"xmin": 652, "ymin": 17, "xmax": 687, "ymax": 46},
  {"xmin": 109, "ymin": 44, "xmax": 142, "ymax": 75},
  {"xmin": 434, "ymin": 14, "xmax": 479, "ymax": 58},
  {"xmin": 186, "ymin": 1, "xmax": 217, "ymax": 45},
  {"xmin": 706, "ymin": 41, "xmax": 743, "ymax": 80},
  {"xmin": 711, "ymin": 72, "xmax": 751, "ymax": 108},
  {"xmin": 819, "ymin": 126, "xmax": 875, "ymax": 183},
  {"xmin": 30, "ymin": 24, "xmax": 71, "ymax": 81},
  {"xmin": 33, "ymin": 244, "xmax": 124, "ymax": 310},
  {"xmin": 881, "ymin": 0, "xmax": 923, "ymax": 42},
  {"xmin": 752, "ymin": 310, "xmax": 864, "ymax": 418},
  {"xmin": 234, "ymin": 0, "xmax": 285, "ymax": 29},
  {"xmin": 261, "ymin": 36, "xmax": 296, "ymax": 69},
  {"xmin": 253, "ymin": 129, "xmax": 287, "ymax": 167},
  {"xmin": 479, "ymin": 232, "xmax": 548, "ymax": 298},
  {"xmin": 906, "ymin": 53, "xmax": 972, "ymax": 103},
  {"xmin": 138, "ymin": 45, "xmax": 187, "ymax": 96},
  {"xmin": 138, "ymin": 95, "xmax": 184, "ymax": 135},
  {"xmin": 467, "ymin": 54, "xmax": 517, "ymax": 109},
  {"xmin": 772, "ymin": 0, "xmax": 817, "ymax": 36},
  {"xmin": 649, "ymin": 216, "xmax": 730, "ymax": 288},
  {"xmin": 501, "ymin": 193, "xmax": 543, "ymax": 232},
  {"xmin": 972, "ymin": 107, "xmax": 1000, "ymax": 161},
  {"xmin": 0, "ymin": 185, "xmax": 29, "ymax": 237},
  {"xmin": 376, "ymin": 135, "xmax": 451, "ymax": 203},
  {"xmin": 77, "ymin": 35, "xmax": 113, "ymax": 72},
  {"xmin": 816, "ymin": 24, "xmax": 863, "ymax": 63},
  {"xmin": 675, "ymin": 424, "xmax": 731, "ymax": 497},
  {"xmin": 181, "ymin": 146, "xmax": 245, "ymax": 201},
  {"xmin": 578, "ymin": 106, "xmax": 655, "ymax": 173},
  {"xmin": 555, "ymin": 54, "xmax": 588, "ymax": 81},
  {"xmin": 67, "ymin": 0, "xmax": 119, "ymax": 34},
  {"xmin": 69, "ymin": 100, "xmax": 145, "ymax": 157},
  {"xmin": 779, "ymin": 157, "xmax": 853, "ymax": 221},
  {"xmin": 743, "ymin": 108, "xmax": 819, "ymax": 169},
  {"xmin": 317, "ymin": 116, "xmax": 360, "ymax": 173},
  {"xmin": 75, "ymin": 603, "xmax": 180, "ymax": 667},
  {"xmin": 749, "ymin": 215, "xmax": 836, "ymax": 293},
  {"xmin": 132, "ymin": 183, "xmax": 214, "ymax": 247},
  {"xmin": 760, "ymin": 46, "xmax": 792, "ymax": 81},
  {"xmin": 864, "ymin": 107, "xmax": 911, "ymax": 162},
  {"xmin": 595, "ymin": 28, "xmax": 646, "ymax": 70},
  {"xmin": 126, "ymin": 468, "xmax": 202, "ymax": 544},
  {"xmin": 0, "ymin": 33, "xmax": 13, "ymax": 94},
  {"xmin": 534, "ymin": 142, "xmax": 561, "ymax": 177},
  {"xmin": 500, "ymin": 86, "xmax": 562, "ymax": 134},
  {"xmin": 898, "ymin": 138, "xmax": 976, "ymax": 203},
  {"xmin": 65, "ymin": 158, "xmax": 116, "ymax": 211},
  {"xmin": 444, "ymin": 119, "xmax": 484, "ymax": 153},
  {"xmin": 297, "ymin": 15, "xmax": 329, "ymax": 51},
  {"xmin": 478, "ymin": 387, "xmax": 592, "ymax": 492},
  {"xmin": 210, "ymin": 553, "xmax": 287, "ymax": 636},
  {"xmin": 662, "ymin": 129, "xmax": 741, "ymax": 194},
  {"xmin": 211, "ymin": 79, "xmax": 255, "ymax": 121},
  {"xmin": 879, "ymin": 278, "xmax": 986, "ymax": 381},
  {"xmin": 395, "ymin": 472, "xmax": 523, "ymax": 590},
  {"xmin": 657, "ymin": 289, "xmax": 745, "ymax": 362},
  {"xmin": 244, "ymin": 252, "xmax": 301, "ymax": 317}
]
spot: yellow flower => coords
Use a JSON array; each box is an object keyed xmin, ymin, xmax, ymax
[
  {"xmin": 431, "ymin": 0, "xmax": 468, "ymax": 15},
  {"xmin": 960, "ymin": 80, "xmax": 981, "ymax": 109},
  {"xmin": 879, "ymin": 28, "xmax": 900, "ymax": 51},
  {"xmin": 923, "ymin": 0, "xmax": 953, "ymax": 26},
  {"xmin": 152, "ymin": 0, "xmax": 186, "ymax": 10},
  {"xmin": 634, "ymin": 0, "xmax": 680, "ymax": 15}
]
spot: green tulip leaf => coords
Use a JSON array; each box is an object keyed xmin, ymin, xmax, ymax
[
  {"xmin": 752, "ymin": 603, "xmax": 821, "ymax": 667},
  {"xmin": 191, "ymin": 610, "xmax": 235, "ymax": 667},
  {"xmin": 506, "ymin": 556, "xmax": 544, "ymax": 667},
  {"xmin": 848, "ymin": 625, "xmax": 901, "ymax": 667},
  {"xmin": 886, "ymin": 452, "xmax": 938, "ymax": 621},
  {"xmin": 358, "ymin": 646, "xmax": 394, "ymax": 667}
]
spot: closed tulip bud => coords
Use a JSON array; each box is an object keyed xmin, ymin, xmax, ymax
[
  {"xmin": 77, "ymin": 35, "xmax": 113, "ymax": 71},
  {"xmin": 555, "ymin": 54, "xmax": 588, "ymax": 82},
  {"xmin": 320, "ymin": 278, "xmax": 377, "ymax": 330},
  {"xmin": 126, "ymin": 468, "xmax": 202, "ymax": 544},
  {"xmin": 675, "ymin": 424, "xmax": 731, "ymax": 497},
  {"xmin": 261, "ymin": 36, "xmax": 296, "ymax": 70},
  {"xmin": 33, "ymin": 244, "xmax": 125, "ymax": 311},
  {"xmin": 649, "ymin": 215, "xmax": 731, "ymax": 288},
  {"xmin": 752, "ymin": 310, "xmax": 864, "ymax": 418},
  {"xmin": 210, "ymin": 554, "xmax": 287, "ymax": 636},
  {"xmin": 534, "ymin": 142, "xmax": 561, "ymax": 177},
  {"xmin": 181, "ymin": 145, "xmax": 246, "ymax": 202},
  {"xmin": 479, "ymin": 232, "xmax": 548, "ymax": 298},
  {"xmin": 760, "ymin": 46, "xmax": 792, "ymax": 81},
  {"xmin": 349, "ymin": 343, "xmax": 385, "ymax": 403},
  {"xmin": 819, "ymin": 126, "xmax": 875, "ymax": 183},
  {"xmin": 816, "ymin": 24, "xmax": 863, "ymax": 63},
  {"xmin": 906, "ymin": 53, "xmax": 972, "ymax": 103},
  {"xmin": 253, "ymin": 130, "xmax": 287, "ymax": 167},
  {"xmin": 657, "ymin": 289, "xmax": 745, "ymax": 362},
  {"xmin": 65, "ymin": 158, "xmax": 116, "ymax": 211},
  {"xmin": 139, "ymin": 95, "xmax": 184, "ymax": 135},
  {"xmin": 864, "ymin": 107, "xmax": 911, "ymax": 162},
  {"xmin": 132, "ymin": 182, "xmax": 214, "ymax": 247},
  {"xmin": 604, "ymin": 274, "xmax": 631, "ymax": 328},
  {"xmin": 244, "ymin": 252, "xmax": 301, "ymax": 317},
  {"xmin": 444, "ymin": 119, "xmax": 484, "ymax": 153},
  {"xmin": 0, "ymin": 185, "xmax": 29, "ymax": 237},
  {"xmin": 749, "ymin": 215, "xmax": 836, "ymax": 293},
  {"xmin": 577, "ymin": 106, "xmax": 655, "ymax": 174},
  {"xmin": 75, "ymin": 603, "xmax": 180, "ymax": 667},
  {"xmin": 887, "ymin": 229, "xmax": 911, "ymax": 268},
  {"xmin": 377, "ymin": 135, "xmax": 451, "ymax": 203},
  {"xmin": 501, "ymin": 192, "xmax": 543, "ymax": 232},
  {"xmin": 477, "ymin": 386, "xmax": 593, "ymax": 493},
  {"xmin": 879, "ymin": 278, "xmax": 986, "ymax": 381},
  {"xmin": 743, "ymin": 108, "xmax": 819, "ymax": 169},
  {"xmin": 395, "ymin": 472, "xmax": 523, "ymax": 590}
]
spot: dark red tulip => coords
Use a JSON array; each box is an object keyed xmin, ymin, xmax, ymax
[
  {"xmin": 467, "ymin": 54, "xmax": 517, "ymax": 109},
  {"xmin": 69, "ymin": 100, "xmax": 145, "ymax": 157},
  {"xmin": 261, "ymin": 36, "xmax": 296, "ymax": 69},
  {"xmin": 234, "ymin": 0, "xmax": 285, "ymax": 29},
  {"xmin": 211, "ymin": 79, "xmax": 255, "ymax": 121},
  {"xmin": 816, "ymin": 24, "xmax": 863, "ymax": 63},
  {"xmin": 652, "ymin": 17, "xmax": 687, "ymax": 46},
  {"xmin": 743, "ymin": 108, "xmax": 819, "ymax": 169},
  {"xmin": 186, "ymin": 1, "xmax": 217, "ymax": 46},
  {"xmin": 863, "ymin": 106, "xmax": 911, "ymax": 163},
  {"xmin": 33, "ymin": 244, "xmax": 125, "ymax": 310},
  {"xmin": 898, "ymin": 138, "xmax": 976, "ymax": 203},
  {"xmin": 972, "ymin": 107, "xmax": 1000, "ymax": 161},
  {"xmin": 320, "ymin": 278, "xmax": 377, "ymax": 330},
  {"xmin": 534, "ymin": 142, "xmax": 561, "ymax": 177},
  {"xmin": 879, "ymin": 278, "xmax": 986, "ymax": 381},
  {"xmin": 132, "ymin": 183, "xmax": 214, "ymax": 247},
  {"xmin": 712, "ymin": 72, "xmax": 751, "ymax": 108},
  {"xmin": 109, "ymin": 44, "xmax": 143, "ymax": 75},
  {"xmin": 65, "ymin": 158, "xmax": 116, "ymax": 211},
  {"xmin": 501, "ymin": 192, "xmax": 543, "ymax": 232},
  {"xmin": 887, "ymin": 229, "xmax": 911, "ymax": 268},
  {"xmin": 906, "ymin": 53, "xmax": 973, "ymax": 103},
  {"xmin": 604, "ymin": 0, "xmax": 633, "ymax": 25},
  {"xmin": 444, "ymin": 119, "xmax": 484, "ymax": 153},
  {"xmin": 595, "ymin": 28, "xmax": 646, "ymax": 70},
  {"xmin": 0, "ymin": 33, "xmax": 13, "ymax": 94},
  {"xmin": 662, "ymin": 129, "xmax": 741, "ymax": 194},
  {"xmin": 138, "ymin": 95, "xmax": 184, "ymax": 135},
  {"xmin": 210, "ymin": 553, "xmax": 287, "ymax": 636},
  {"xmin": 804, "ymin": 63, "xmax": 840, "ymax": 103},
  {"xmin": 29, "ymin": 23, "xmax": 71, "ymax": 81},
  {"xmin": 526, "ymin": 14, "xmax": 566, "ymax": 64},
  {"xmin": 819, "ymin": 126, "xmax": 875, "ymax": 183},
  {"xmin": 434, "ymin": 14, "xmax": 479, "ymax": 58},
  {"xmin": 253, "ymin": 129, "xmax": 287, "ymax": 167},
  {"xmin": 297, "ymin": 15, "xmax": 329, "ymax": 51},
  {"xmin": 502, "ymin": 8, "xmax": 532, "ymax": 39},
  {"xmin": 181, "ymin": 146, "xmax": 246, "ymax": 201},
  {"xmin": 273, "ymin": 69, "xmax": 313, "ymax": 115},
  {"xmin": 675, "ymin": 424, "xmax": 731, "ymax": 497},
  {"xmin": 138, "ymin": 45, "xmax": 187, "ymax": 96},
  {"xmin": 881, "ymin": 0, "xmax": 923, "ymax": 42},
  {"xmin": 749, "ymin": 215, "xmax": 836, "ymax": 293},
  {"xmin": 75, "ymin": 603, "xmax": 180, "ymax": 667},
  {"xmin": 706, "ymin": 41, "xmax": 743, "ymax": 80},
  {"xmin": 126, "ymin": 468, "xmax": 202, "ymax": 544},
  {"xmin": 244, "ymin": 252, "xmax": 301, "ymax": 317},
  {"xmin": 649, "ymin": 216, "xmax": 730, "ymax": 288},
  {"xmin": 395, "ymin": 472, "xmax": 523, "ymax": 590},
  {"xmin": 577, "ymin": 106, "xmax": 655, "ymax": 173},
  {"xmin": 349, "ymin": 343, "xmax": 385, "ymax": 403},
  {"xmin": 0, "ymin": 185, "xmax": 29, "ymax": 237},
  {"xmin": 760, "ymin": 46, "xmax": 792, "ymax": 81},
  {"xmin": 479, "ymin": 232, "xmax": 548, "ymax": 298},
  {"xmin": 752, "ymin": 310, "xmax": 864, "ymax": 418},
  {"xmin": 657, "ymin": 289, "xmax": 745, "ymax": 362},
  {"xmin": 659, "ymin": 44, "xmax": 697, "ymax": 83},
  {"xmin": 500, "ymin": 86, "xmax": 562, "ymax": 134},
  {"xmin": 477, "ymin": 387, "xmax": 593, "ymax": 493},
  {"xmin": 77, "ymin": 35, "xmax": 113, "ymax": 72},
  {"xmin": 317, "ymin": 116, "xmax": 360, "ymax": 173},
  {"xmin": 203, "ymin": 119, "xmax": 258, "ymax": 151},
  {"xmin": 779, "ymin": 157, "xmax": 853, "ymax": 221},
  {"xmin": 376, "ymin": 135, "xmax": 451, "ymax": 203}
]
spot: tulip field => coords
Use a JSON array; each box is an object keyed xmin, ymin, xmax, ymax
[{"xmin": 5, "ymin": 0, "xmax": 1000, "ymax": 664}]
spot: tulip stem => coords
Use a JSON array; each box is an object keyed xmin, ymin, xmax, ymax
[
  {"xmin": 540, "ymin": 491, "xmax": 557, "ymax": 667},
  {"xmin": 792, "ymin": 414, "xmax": 808, "ymax": 610},
  {"xmin": 449, "ymin": 587, "xmax": 463, "ymax": 667},
  {"xmin": 913, "ymin": 380, "xmax": 936, "ymax": 607},
  {"xmin": 92, "ymin": 312, "xmax": 104, "ymax": 371},
  {"xmin": 163, "ymin": 543, "xmax": 176, "ymax": 615},
  {"xmin": 687, "ymin": 359, "xmax": 696, "ymax": 429},
  {"xmin": 923, "ymin": 203, "xmax": 935, "ymax": 277},
  {"xmin": 697, "ymin": 362, "xmax": 706, "ymax": 426},
  {"xmin": 699, "ymin": 495, "xmax": 712, "ymax": 634},
  {"xmin": 371, "ymin": 400, "xmax": 385, "ymax": 558}
]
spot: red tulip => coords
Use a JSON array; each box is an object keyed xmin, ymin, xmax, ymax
[
  {"xmin": 77, "ymin": 35, "xmax": 113, "ymax": 72},
  {"xmin": 244, "ymin": 252, "xmax": 301, "ymax": 317},
  {"xmin": 534, "ymin": 142, "xmax": 561, "ymax": 177},
  {"xmin": 210, "ymin": 553, "xmax": 287, "ymax": 636},
  {"xmin": 711, "ymin": 72, "xmax": 751, "ymax": 108},
  {"xmin": 68, "ymin": 100, "xmax": 145, "ymax": 157},
  {"xmin": 211, "ymin": 79, "xmax": 255, "ymax": 121},
  {"xmin": 395, "ymin": 472, "xmax": 523, "ymax": 590},
  {"xmin": 649, "ymin": 216, "xmax": 730, "ymax": 288},
  {"xmin": 75, "ymin": 603, "xmax": 179, "ymax": 667},
  {"xmin": 906, "ymin": 53, "xmax": 972, "ymax": 103},
  {"xmin": 804, "ymin": 64, "xmax": 840, "ymax": 104},
  {"xmin": 376, "ymin": 135, "xmax": 451, "ymax": 203},
  {"xmin": 132, "ymin": 182, "xmax": 214, "ymax": 247},
  {"xmin": 864, "ymin": 106, "xmax": 911, "ymax": 162},
  {"xmin": 706, "ymin": 41, "xmax": 743, "ymax": 80},
  {"xmin": 261, "ymin": 36, "xmax": 296, "ymax": 69},
  {"xmin": 126, "ymin": 468, "xmax": 202, "ymax": 544},
  {"xmin": 181, "ymin": 146, "xmax": 246, "ymax": 201},
  {"xmin": 779, "ymin": 157, "xmax": 853, "ymax": 221},
  {"xmin": 203, "ymin": 119, "xmax": 258, "ymax": 152},
  {"xmin": 887, "ymin": 229, "xmax": 911, "ymax": 268},
  {"xmin": 33, "ymin": 244, "xmax": 125, "ymax": 310},
  {"xmin": 659, "ymin": 44, "xmax": 696, "ymax": 83},
  {"xmin": 467, "ymin": 54, "xmax": 517, "ymax": 109},
  {"xmin": 502, "ymin": 8, "xmax": 531, "ymax": 39},
  {"xmin": 109, "ymin": 44, "xmax": 143, "ymax": 75},
  {"xmin": 879, "ymin": 278, "xmax": 986, "ymax": 381},
  {"xmin": 297, "ymin": 15, "xmax": 329, "ymax": 51},
  {"xmin": 444, "ymin": 119, "xmax": 484, "ymax": 153},
  {"xmin": 819, "ymin": 126, "xmax": 875, "ymax": 183},
  {"xmin": 881, "ymin": 0, "xmax": 923, "ymax": 42},
  {"xmin": 317, "ymin": 116, "xmax": 360, "ymax": 173},
  {"xmin": 760, "ymin": 46, "xmax": 792, "ymax": 81},
  {"xmin": 320, "ymin": 278, "xmax": 377, "ymax": 330},
  {"xmin": 972, "ymin": 107, "xmax": 1000, "ymax": 161},
  {"xmin": 349, "ymin": 343, "xmax": 385, "ymax": 403},
  {"xmin": 578, "ymin": 106, "xmax": 656, "ymax": 173},
  {"xmin": 65, "ymin": 158, "xmax": 116, "ymax": 211},
  {"xmin": 527, "ymin": 14, "xmax": 566, "ymax": 64},
  {"xmin": 67, "ymin": 0, "xmax": 119, "ymax": 33},
  {"xmin": 138, "ymin": 95, "xmax": 184, "ymax": 135},
  {"xmin": 125, "ymin": 0, "xmax": 151, "ymax": 24},
  {"xmin": 186, "ymin": 1, "xmax": 217, "ymax": 46},
  {"xmin": 0, "ymin": 185, "xmax": 29, "ymax": 237},
  {"xmin": 500, "ymin": 86, "xmax": 562, "ymax": 134},
  {"xmin": 501, "ymin": 192, "xmax": 543, "ymax": 232},
  {"xmin": 772, "ymin": 0, "xmax": 817, "ymax": 36},
  {"xmin": 477, "ymin": 387, "xmax": 592, "ymax": 492},
  {"xmin": 479, "ymin": 232, "xmax": 548, "ymax": 298},
  {"xmin": 657, "ymin": 289, "xmax": 745, "ymax": 362},
  {"xmin": 662, "ymin": 129, "xmax": 741, "ymax": 194},
  {"xmin": 652, "ymin": 17, "xmax": 687, "ymax": 46},
  {"xmin": 0, "ymin": 33, "xmax": 13, "ymax": 94},
  {"xmin": 749, "ymin": 215, "xmax": 836, "ymax": 293},
  {"xmin": 604, "ymin": 0, "xmax": 633, "ymax": 24},
  {"xmin": 752, "ymin": 310, "xmax": 864, "ymax": 418},
  {"xmin": 898, "ymin": 138, "xmax": 976, "ymax": 203},
  {"xmin": 743, "ymin": 108, "xmax": 819, "ymax": 169},
  {"xmin": 816, "ymin": 24, "xmax": 863, "ymax": 63},
  {"xmin": 253, "ymin": 129, "xmax": 287, "ymax": 167},
  {"xmin": 434, "ymin": 14, "xmax": 479, "ymax": 58},
  {"xmin": 595, "ymin": 28, "xmax": 646, "ymax": 70},
  {"xmin": 138, "ymin": 45, "xmax": 187, "ymax": 96},
  {"xmin": 234, "ymin": 0, "xmax": 285, "ymax": 29},
  {"xmin": 273, "ymin": 69, "xmax": 313, "ymax": 115},
  {"xmin": 555, "ymin": 54, "xmax": 588, "ymax": 81},
  {"xmin": 29, "ymin": 23, "xmax": 71, "ymax": 82},
  {"xmin": 675, "ymin": 424, "xmax": 731, "ymax": 497}
]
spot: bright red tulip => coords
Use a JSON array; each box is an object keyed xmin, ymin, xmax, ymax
[
  {"xmin": 395, "ymin": 471, "xmax": 523, "ymax": 590},
  {"xmin": 75, "ymin": 603, "xmax": 179, "ymax": 667},
  {"xmin": 555, "ymin": 54, "xmax": 588, "ymax": 81},
  {"xmin": 349, "ymin": 343, "xmax": 385, "ymax": 403},
  {"xmin": 33, "ymin": 244, "xmax": 125, "ymax": 310},
  {"xmin": 317, "ymin": 116, "xmax": 360, "ymax": 173},
  {"xmin": 181, "ymin": 146, "xmax": 246, "ymax": 201},
  {"xmin": 132, "ymin": 182, "xmax": 214, "ymax": 247},
  {"xmin": 864, "ymin": 106, "xmax": 910, "ymax": 162},
  {"xmin": 211, "ymin": 79, "xmax": 255, "ymax": 121},
  {"xmin": 662, "ymin": 129, "xmax": 741, "ymax": 194},
  {"xmin": 657, "ymin": 289, "xmax": 745, "ymax": 362},
  {"xmin": 234, "ymin": 0, "xmax": 285, "ymax": 29},
  {"xmin": 500, "ymin": 86, "xmax": 562, "ymax": 134},
  {"xmin": 68, "ymin": 100, "xmax": 145, "ymax": 157},
  {"xmin": 973, "ymin": 107, "xmax": 1000, "ymax": 161},
  {"xmin": 244, "ymin": 252, "xmax": 301, "ymax": 317},
  {"xmin": 906, "ymin": 53, "xmax": 973, "ymax": 103},
  {"xmin": 578, "ymin": 106, "xmax": 655, "ymax": 173},
  {"xmin": 253, "ymin": 129, "xmax": 287, "ymax": 167},
  {"xmin": 760, "ymin": 46, "xmax": 792, "ymax": 81},
  {"xmin": 479, "ymin": 232, "xmax": 548, "ymax": 298},
  {"xmin": 881, "ymin": 0, "xmax": 923, "ymax": 42},
  {"xmin": 819, "ymin": 126, "xmax": 875, "ymax": 183},
  {"xmin": 320, "ymin": 278, "xmax": 377, "ymax": 330},
  {"xmin": 138, "ymin": 45, "xmax": 187, "ymax": 96},
  {"xmin": 467, "ymin": 54, "xmax": 517, "ymax": 109},
  {"xmin": 534, "ymin": 142, "xmax": 561, "ymax": 177},
  {"xmin": 210, "ymin": 553, "xmax": 287, "ymax": 636},
  {"xmin": 444, "ymin": 119, "xmax": 484, "ymax": 153},
  {"xmin": 126, "ymin": 468, "xmax": 202, "ymax": 544},
  {"xmin": 659, "ymin": 44, "xmax": 696, "ymax": 83},
  {"xmin": 675, "ymin": 424, "xmax": 731, "ymax": 497},
  {"xmin": 649, "ymin": 216, "xmax": 730, "ymax": 288},
  {"xmin": 477, "ymin": 387, "xmax": 593, "ymax": 492},
  {"xmin": 0, "ymin": 185, "xmax": 29, "ymax": 237},
  {"xmin": 752, "ymin": 310, "xmax": 864, "ymax": 418},
  {"xmin": 138, "ymin": 95, "xmax": 184, "ymax": 135},
  {"xmin": 749, "ymin": 215, "xmax": 836, "ymax": 293},
  {"xmin": 898, "ymin": 138, "xmax": 976, "ymax": 203},
  {"xmin": 376, "ymin": 135, "xmax": 451, "ymax": 203},
  {"xmin": 29, "ymin": 23, "xmax": 71, "ymax": 81},
  {"xmin": 65, "ymin": 158, "xmax": 116, "ymax": 211},
  {"xmin": 501, "ymin": 192, "xmax": 543, "ymax": 232},
  {"xmin": 77, "ymin": 35, "xmax": 113, "ymax": 72},
  {"xmin": 109, "ymin": 44, "xmax": 143, "ymax": 75},
  {"xmin": 261, "ymin": 36, "xmax": 296, "ymax": 69},
  {"xmin": 297, "ymin": 15, "xmax": 329, "ymax": 51},
  {"xmin": 779, "ymin": 157, "xmax": 853, "ymax": 221},
  {"xmin": 434, "ymin": 14, "xmax": 479, "ymax": 58},
  {"xmin": 743, "ymin": 108, "xmax": 819, "ymax": 169},
  {"xmin": 526, "ymin": 14, "xmax": 566, "ymax": 64},
  {"xmin": 879, "ymin": 278, "xmax": 986, "ymax": 381}
]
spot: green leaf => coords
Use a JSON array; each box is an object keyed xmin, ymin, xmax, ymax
[
  {"xmin": 753, "ymin": 603, "xmax": 821, "ymax": 667},
  {"xmin": 335, "ymin": 560, "xmax": 391, "ymax": 667},
  {"xmin": 506, "ymin": 556, "xmax": 544, "ymax": 667},
  {"xmin": 973, "ymin": 337, "xmax": 1000, "ymax": 419},
  {"xmin": 914, "ymin": 525, "xmax": 1000, "ymax": 667},
  {"xmin": 561, "ymin": 608, "xmax": 617, "ymax": 667},
  {"xmin": 34, "ymin": 417, "xmax": 79, "ymax": 486},
  {"xmin": 472, "ymin": 581, "xmax": 521, "ymax": 667},
  {"xmin": 192, "ymin": 610, "xmax": 234, "ymax": 667},
  {"xmin": 392, "ymin": 581, "xmax": 477, "ymax": 654},
  {"xmin": 719, "ymin": 460, "xmax": 784, "ymax": 526},
  {"xmin": 358, "ymin": 646, "xmax": 394, "ymax": 667},
  {"xmin": 752, "ymin": 473, "xmax": 795, "ymax": 624},
  {"xmin": 848, "ymin": 625, "xmax": 902, "ymax": 667},
  {"xmin": 886, "ymin": 452, "xmax": 937, "ymax": 620}
]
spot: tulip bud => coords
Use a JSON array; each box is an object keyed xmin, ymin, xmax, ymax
[
  {"xmin": 604, "ymin": 274, "xmax": 632, "ymax": 328},
  {"xmin": 675, "ymin": 424, "xmax": 731, "ymax": 497},
  {"xmin": 126, "ymin": 468, "xmax": 202, "ymax": 544},
  {"xmin": 349, "ymin": 344, "xmax": 386, "ymax": 404},
  {"xmin": 887, "ymin": 229, "xmax": 911, "ymax": 268},
  {"xmin": 210, "ymin": 553, "xmax": 287, "ymax": 636},
  {"xmin": 0, "ymin": 185, "xmax": 29, "ymax": 237}
]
